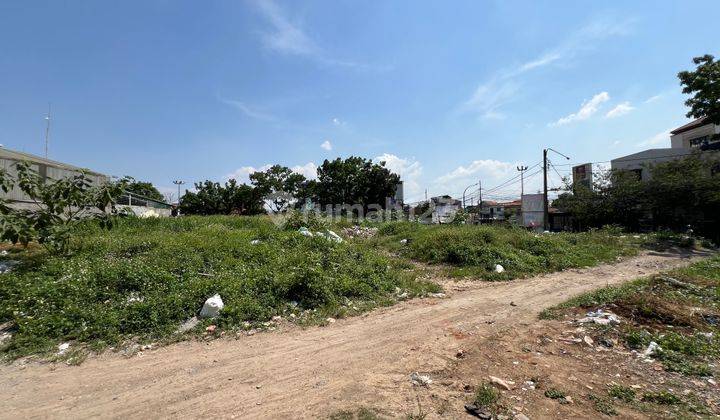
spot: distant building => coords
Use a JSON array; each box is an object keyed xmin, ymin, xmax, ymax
[
  {"xmin": 0, "ymin": 147, "xmax": 109, "ymax": 208},
  {"xmin": 0, "ymin": 146, "xmax": 170, "ymax": 216},
  {"xmin": 611, "ymin": 118, "xmax": 719, "ymax": 180},
  {"xmin": 430, "ymin": 195, "xmax": 461, "ymax": 224},
  {"xmin": 670, "ymin": 117, "xmax": 720, "ymax": 150}
]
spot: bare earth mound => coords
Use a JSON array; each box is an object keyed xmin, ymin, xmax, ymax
[{"xmin": 0, "ymin": 249, "xmax": 708, "ymax": 419}]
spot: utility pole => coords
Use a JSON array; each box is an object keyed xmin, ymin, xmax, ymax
[
  {"xmin": 44, "ymin": 103, "xmax": 51, "ymax": 158},
  {"xmin": 173, "ymin": 180, "xmax": 185, "ymax": 204},
  {"xmin": 516, "ymin": 165, "xmax": 528, "ymax": 197},
  {"xmin": 478, "ymin": 180, "xmax": 482, "ymax": 221},
  {"xmin": 425, "ymin": 188, "xmax": 428, "ymax": 201},
  {"xmin": 543, "ymin": 148, "xmax": 570, "ymax": 231}
]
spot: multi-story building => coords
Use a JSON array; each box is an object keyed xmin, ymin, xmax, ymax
[{"xmin": 611, "ymin": 118, "xmax": 719, "ymax": 180}]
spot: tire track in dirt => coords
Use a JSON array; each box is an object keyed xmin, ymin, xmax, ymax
[{"xmin": 0, "ymin": 249, "xmax": 708, "ymax": 419}]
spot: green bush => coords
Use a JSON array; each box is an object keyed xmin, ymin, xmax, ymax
[
  {"xmin": 0, "ymin": 216, "xmax": 436, "ymax": 359},
  {"xmin": 473, "ymin": 383, "xmax": 500, "ymax": 407},
  {"xmin": 375, "ymin": 224, "xmax": 638, "ymax": 279}
]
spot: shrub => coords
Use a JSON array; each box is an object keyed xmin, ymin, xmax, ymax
[
  {"xmin": 641, "ymin": 391, "xmax": 682, "ymax": 405},
  {"xmin": 608, "ymin": 384, "xmax": 636, "ymax": 402},
  {"xmin": 473, "ymin": 383, "xmax": 500, "ymax": 407}
]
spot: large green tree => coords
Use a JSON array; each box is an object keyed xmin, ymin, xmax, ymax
[
  {"xmin": 249, "ymin": 165, "xmax": 307, "ymax": 212},
  {"xmin": 678, "ymin": 54, "xmax": 720, "ymax": 126},
  {"xmin": 122, "ymin": 177, "xmax": 165, "ymax": 202},
  {"xmin": 179, "ymin": 179, "xmax": 264, "ymax": 216},
  {"xmin": 315, "ymin": 157, "xmax": 400, "ymax": 211}
]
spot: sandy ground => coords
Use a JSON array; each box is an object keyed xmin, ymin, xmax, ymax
[{"xmin": 0, "ymin": 249, "xmax": 708, "ymax": 419}]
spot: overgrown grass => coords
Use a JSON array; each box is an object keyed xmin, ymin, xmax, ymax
[
  {"xmin": 367, "ymin": 223, "xmax": 641, "ymax": 280},
  {"xmin": 0, "ymin": 216, "xmax": 439, "ymax": 360},
  {"xmin": 540, "ymin": 255, "xmax": 720, "ymax": 381}
]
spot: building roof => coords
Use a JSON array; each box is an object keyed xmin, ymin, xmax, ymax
[
  {"xmin": 670, "ymin": 117, "xmax": 708, "ymax": 135},
  {"xmin": 0, "ymin": 146, "xmax": 106, "ymax": 177},
  {"xmin": 610, "ymin": 148, "xmax": 692, "ymax": 163},
  {"xmin": 498, "ymin": 200, "xmax": 522, "ymax": 207}
]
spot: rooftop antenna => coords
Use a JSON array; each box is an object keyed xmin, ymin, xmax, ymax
[{"xmin": 44, "ymin": 103, "xmax": 51, "ymax": 158}]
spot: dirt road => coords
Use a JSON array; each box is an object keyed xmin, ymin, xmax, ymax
[{"xmin": 0, "ymin": 250, "xmax": 707, "ymax": 419}]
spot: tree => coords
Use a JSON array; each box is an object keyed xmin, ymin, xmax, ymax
[
  {"xmin": 179, "ymin": 179, "xmax": 265, "ymax": 216},
  {"xmin": 0, "ymin": 162, "xmax": 126, "ymax": 253},
  {"xmin": 645, "ymin": 153, "xmax": 720, "ymax": 235},
  {"xmin": 122, "ymin": 177, "xmax": 165, "ymax": 202},
  {"xmin": 678, "ymin": 54, "xmax": 720, "ymax": 126},
  {"xmin": 315, "ymin": 157, "xmax": 400, "ymax": 212},
  {"xmin": 249, "ymin": 165, "xmax": 307, "ymax": 212}
]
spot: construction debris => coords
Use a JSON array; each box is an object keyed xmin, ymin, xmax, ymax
[
  {"xmin": 341, "ymin": 226, "xmax": 378, "ymax": 239},
  {"xmin": 199, "ymin": 294, "xmax": 224, "ymax": 319},
  {"xmin": 489, "ymin": 375, "xmax": 514, "ymax": 390},
  {"xmin": 410, "ymin": 372, "xmax": 432, "ymax": 387},
  {"xmin": 320, "ymin": 230, "xmax": 343, "ymax": 243},
  {"xmin": 642, "ymin": 341, "xmax": 661, "ymax": 358},
  {"xmin": 577, "ymin": 309, "xmax": 621, "ymax": 326}
]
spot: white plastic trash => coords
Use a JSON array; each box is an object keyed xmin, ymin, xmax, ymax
[
  {"xmin": 250, "ymin": 239, "xmax": 261, "ymax": 245},
  {"xmin": 495, "ymin": 264, "xmax": 505, "ymax": 273},
  {"xmin": 298, "ymin": 227, "xmax": 314, "ymax": 237},
  {"xmin": 200, "ymin": 294, "xmax": 225, "ymax": 319},
  {"xmin": 322, "ymin": 230, "xmax": 343, "ymax": 243},
  {"xmin": 400, "ymin": 239, "xmax": 408, "ymax": 245}
]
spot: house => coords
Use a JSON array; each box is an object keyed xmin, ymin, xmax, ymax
[
  {"xmin": 611, "ymin": 117, "xmax": 719, "ymax": 180},
  {"xmin": 476, "ymin": 199, "xmax": 522, "ymax": 222}
]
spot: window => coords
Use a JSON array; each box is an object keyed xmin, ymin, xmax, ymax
[{"xmin": 689, "ymin": 135, "xmax": 709, "ymax": 147}]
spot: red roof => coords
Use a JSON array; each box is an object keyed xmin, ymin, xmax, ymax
[{"xmin": 670, "ymin": 117, "xmax": 708, "ymax": 135}]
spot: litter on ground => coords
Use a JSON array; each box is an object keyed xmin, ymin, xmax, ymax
[
  {"xmin": 577, "ymin": 309, "xmax": 621, "ymax": 325},
  {"xmin": 200, "ymin": 294, "xmax": 224, "ymax": 319},
  {"xmin": 410, "ymin": 372, "xmax": 432, "ymax": 387}
]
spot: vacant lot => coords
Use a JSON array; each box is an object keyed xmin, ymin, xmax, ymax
[{"xmin": 0, "ymin": 216, "xmax": 687, "ymax": 361}]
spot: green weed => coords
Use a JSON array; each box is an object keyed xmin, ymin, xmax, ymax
[{"xmin": 608, "ymin": 384, "xmax": 636, "ymax": 403}]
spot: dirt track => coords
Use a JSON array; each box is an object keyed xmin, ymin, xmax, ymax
[{"xmin": 0, "ymin": 249, "xmax": 707, "ymax": 419}]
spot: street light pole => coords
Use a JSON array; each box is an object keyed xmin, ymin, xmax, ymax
[
  {"xmin": 516, "ymin": 165, "xmax": 528, "ymax": 197},
  {"xmin": 173, "ymin": 180, "xmax": 185, "ymax": 204},
  {"xmin": 462, "ymin": 182, "xmax": 478, "ymax": 208},
  {"xmin": 543, "ymin": 148, "xmax": 570, "ymax": 231}
]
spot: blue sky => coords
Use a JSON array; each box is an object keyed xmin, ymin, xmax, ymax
[{"xmin": 1, "ymin": 1, "xmax": 718, "ymax": 202}]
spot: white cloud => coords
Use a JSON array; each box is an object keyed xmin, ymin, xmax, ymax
[
  {"xmin": 226, "ymin": 164, "xmax": 273, "ymax": 183},
  {"xmin": 320, "ymin": 140, "xmax": 332, "ymax": 151},
  {"xmin": 226, "ymin": 162, "xmax": 317, "ymax": 184},
  {"xmin": 374, "ymin": 153, "xmax": 422, "ymax": 198},
  {"xmin": 549, "ymin": 91, "xmax": 610, "ymax": 126},
  {"xmin": 637, "ymin": 129, "xmax": 672, "ymax": 148},
  {"xmin": 644, "ymin": 94, "xmax": 662, "ymax": 104},
  {"xmin": 463, "ymin": 79, "xmax": 519, "ymax": 120},
  {"xmin": 605, "ymin": 101, "xmax": 634, "ymax": 118},
  {"xmin": 250, "ymin": 0, "xmax": 388, "ymax": 71},
  {"xmin": 517, "ymin": 52, "xmax": 563, "ymax": 73},
  {"xmin": 219, "ymin": 98, "xmax": 276, "ymax": 121},
  {"xmin": 437, "ymin": 159, "xmax": 515, "ymax": 186},
  {"xmin": 290, "ymin": 162, "xmax": 318, "ymax": 179},
  {"xmin": 332, "ymin": 117, "xmax": 344, "ymax": 126},
  {"xmin": 460, "ymin": 17, "xmax": 633, "ymax": 119}
]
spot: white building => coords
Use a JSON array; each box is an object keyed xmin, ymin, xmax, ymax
[
  {"xmin": 670, "ymin": 117, "xmax": 720, "ymax": 149},
  {"xmin": 611, "ymin": 118, "xmax": 719, "ymax": 180}
]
